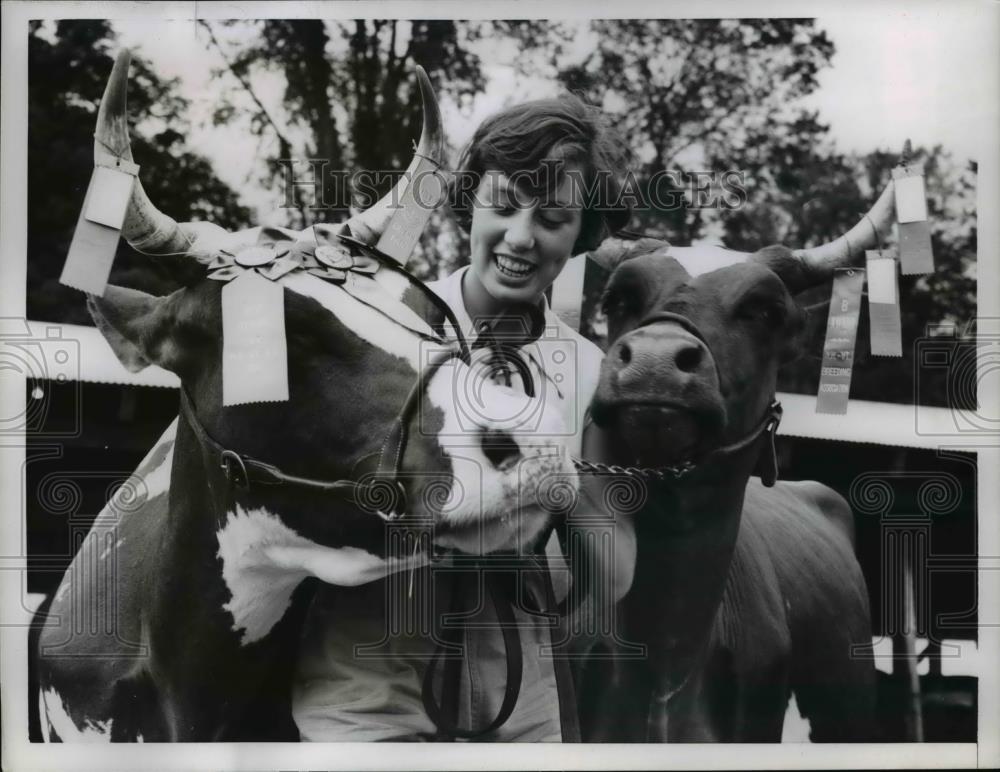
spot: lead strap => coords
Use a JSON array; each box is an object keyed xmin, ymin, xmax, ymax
[{"xmin": 421, "ymin": 568, "xmax": 524, "ymax": 740}]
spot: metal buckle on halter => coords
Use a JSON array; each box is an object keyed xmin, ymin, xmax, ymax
[
  {"xmin": 765, "ymin": 400, "xmax": 783, "ymax": 435},
  {"xmin": 220, "ymin": 450, "xmax": 250, "ymax": 490},
  {"xmin": 373, "ymin": 479, "xmax": 408, "ymax": 521},
  {"xmin": 759, "ymin": 400, "xmax": 783, "ymax": 488},
  {"xmin": 669, "ymin": 460, "xmax": 697, "ymax": 479}
]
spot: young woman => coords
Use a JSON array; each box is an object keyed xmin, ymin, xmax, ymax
[{"xmin": 292, "ymin": 94, "xmax": 635, "ymax": 742}]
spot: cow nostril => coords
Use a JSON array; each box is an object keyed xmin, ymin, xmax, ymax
[
  {"xmin": 617, "ymin": 342, "xmax": 632, "ymax": 366},
  {"xmin": 675, "ymin": 345, "xmax": 704, "ymax": 373},
  {"xmin": 481, "ymin": 429, "xmax": 522, "ymax": 470}
]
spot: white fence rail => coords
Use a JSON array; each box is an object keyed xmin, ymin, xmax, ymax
[{"xmin": 22, "ymin": 321, "xmax": 979, "ymax": 450}]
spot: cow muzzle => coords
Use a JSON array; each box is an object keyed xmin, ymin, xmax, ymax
[{"xmin": 593, "ymin": 313, "xmax": 727, "ymax": 465}]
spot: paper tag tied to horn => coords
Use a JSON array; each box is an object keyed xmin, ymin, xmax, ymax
[
  {"xmin": 892, "ymin": 162, "xmax": 934, "ymax": 275},
  {"xmin": 817, "ymin": 267, "xmax": 864, "ymax": 415},
  {"xmin": 60, "ymin": 158, "xmax": 140, "ymax": 295},
  {"xmin": 866, "ymin": 251, "xmax": 902, "ymax": 357}
]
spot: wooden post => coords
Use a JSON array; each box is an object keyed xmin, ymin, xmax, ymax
[{"xmin": 892, "ymin": 549, "xmax": 924, "ymax": 741}]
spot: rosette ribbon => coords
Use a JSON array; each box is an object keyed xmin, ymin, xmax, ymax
[{"xmin": 203, "ymin": 238, "xmax": 381, "ymax": 285}]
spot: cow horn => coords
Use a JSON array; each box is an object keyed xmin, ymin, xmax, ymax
[
  {"xmin": 783, "ymin": 180, "xmax": 897, "ymax": 289},
  {"xmin": 345, "ymin": 65, "xmax": 446, "ymax": 244},
  {"xmin": 95, "ymin": 50, "xmax": 193, "ymax": 256}
]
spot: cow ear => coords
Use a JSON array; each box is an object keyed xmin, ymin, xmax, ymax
[
  {"xmin": 589, "ymin": 236, "xmax": 670, "ymax": 272},
  {"xmin": 87, "ymin": 286, "xmax": 193, "ymax": 376},
  {"xmin": 750, "ymin": 244, "xmax": 814, "ymax": 295}
]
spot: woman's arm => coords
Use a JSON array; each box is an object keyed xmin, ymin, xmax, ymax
[{"xmin": 558, "ymin": 419, "xmax": 637, "ymax": 651}]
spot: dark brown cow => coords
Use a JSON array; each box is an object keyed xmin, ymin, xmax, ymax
[{"xmin": 575, "ymin": 195, "xmax": 897, "ymax": 742}]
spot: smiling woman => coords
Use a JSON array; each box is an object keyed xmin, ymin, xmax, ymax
[{"xmin": 291, "ymin": 94, "xmax": 637, "ymax": 743}]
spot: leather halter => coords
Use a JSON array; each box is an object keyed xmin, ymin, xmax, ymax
[
  {"xmin": 182, "ymin": 236, "xmax": 473, "ymax": 520},
  {"xmin": 575, "ymin": 310, "xmax": 783, "ymax": 487},
  {"xmin": 180, "ymin": 238, "xmax": 531, "ymax": 739}
]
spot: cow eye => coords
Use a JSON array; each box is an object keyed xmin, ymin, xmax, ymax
[
  {"xmin": 736, "ymin": 298, "xmax": 786, "ymax": 328},
  {"xmin": 601, "ymin": 291, "xmax": 631, "ymax": 318}
]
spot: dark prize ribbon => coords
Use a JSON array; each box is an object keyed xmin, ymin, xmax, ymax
[{"xmin": 816, "ymin": 267, "xmax": 865, "ymax": 415}]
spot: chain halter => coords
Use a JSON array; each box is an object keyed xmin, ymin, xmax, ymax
[{"xmin": 571, "ymin": 310, "xmax": 784, "ymax": 487}]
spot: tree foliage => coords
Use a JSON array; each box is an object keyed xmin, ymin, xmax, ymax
[
  {"xmin": 503, "ymin": 19, "xmax": 975, "ymax": 408},
  {"xmin": 499, "ymin": 19, "xmax": 835, "ymax": 241},
  {"xmin": 26, "ymin": 19, "xmax": 976, "ymax": 409},
  {"xmin": 202, "ymin": 20, "xmax": 486, "ymax": 227},
  {"xmin": 27, "ymin": 20, "xmax": 251, "ymax": 324}
]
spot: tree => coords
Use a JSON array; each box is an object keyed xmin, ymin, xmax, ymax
[
  {"xmin": 502, "ymin": 19, "xmax": 974, "ymax": 410},
  {"xmin": 27, "ymin": 20, "xmax": 252, "ymax": 324},
  {"xmin": 200, "ymin": 19, "xmax": 486, "ymax": 232},
  {"xmin": 500, "ymin": 19, "xmax": 835, "ymax": 242},
  {"xmin": 774, "ymin": 145, "xmax": 977, "ymax": 409}
]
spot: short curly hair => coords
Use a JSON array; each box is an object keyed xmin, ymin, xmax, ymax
[{"xmin": 449, "ymin": 94, "xmax": 633, "ymax": 254}]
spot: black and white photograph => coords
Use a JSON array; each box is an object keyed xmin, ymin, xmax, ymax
[{"xmin": 1, "ymin": 1, "xmax": 997, "ymax": 769}]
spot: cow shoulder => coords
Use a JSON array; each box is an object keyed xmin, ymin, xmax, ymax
[{"xmin": 741, "ymin": 479, "xmax": 868, "ymax": 638}]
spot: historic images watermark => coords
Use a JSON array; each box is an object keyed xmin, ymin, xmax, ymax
[
  {"xmin": 0, "ymin": 318, "xmax": 82, "ymax": 442},
  {"xmin": 275, "ymin": 159, "xmax": 748, "ymax": 214},
  {"xmin": 913, "ymin": 318, "xmax": 1000, "ymax": 437}
]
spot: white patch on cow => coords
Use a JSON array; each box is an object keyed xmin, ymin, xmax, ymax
[
  {"xmin": 39, "ymin": 689, "xmax": 52, "ymax": 742},
  {"xmin": 54, "ymin": 576, "xmax": 72, "ymax": 603},
  {"xmin": 216, "ymin": 504, "xmax": 413, "ymax": 645},
  {"xmin": 371, "ymin": 264, "xmax": 412, "ymax": 304},
  {"xmin": 669, "ymin": 245, "xmax": 749, "ymax": 277},
  {"xmin": 281, "ymin": 270, "xmax": 578, "ymax": 553},
  {"xmin": 98, "ymin": 537, "xmax": 126, "ymax": 562},
  {"xmin": 281, "ymin": 272, "xmax": 434, "ymax": 364},
  {"xmin": 424, "ymin": 362, "xmax": 576, "ymax": 553},
  {"xmin": 135, "ymin": 441, "xmax": 173, "ymax": 502},
  {"xmin": 92, "ymin": 423, "xmax": 175, "ymax": 533},
  {"xmin": 781, "ymin": 692, "xmax": 812, "ymax": 742},
  {"xmin": 41, "ymin": 687, "xmax": 113, "ymax": 742}
]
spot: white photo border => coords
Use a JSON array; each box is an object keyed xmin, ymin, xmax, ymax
[{"xmin": 1, "ymin": 1, "xmax": 996, "ymax": 769}]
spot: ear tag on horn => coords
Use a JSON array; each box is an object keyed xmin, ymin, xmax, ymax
[
  {"xmin": 375, "ymin": 155, "xmax": 448, "ymax": 264},
  {"xmin": 892, "ymin": 163, "xmax": 934, "ymax": 275},
  {"xmin": 60, "ymin": 158, "xmax": 140, "ymax": 296},
  {"xmin": 221, "ymin": 269, "xmax": 289, "ymax": 406},
  {"xmin": 866, "ymin": 250, "xmax": 903, "ymax": 357},
  {"xmin": 816, "ymin": 267, "xmax": 864, "ymax": 415}
]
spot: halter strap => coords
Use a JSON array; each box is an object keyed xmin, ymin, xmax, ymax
[
  {"xmin": 177, "ymin": 236, "xmax": 475, "ymax": 520},
  {"xmin": 574, "ymin": 306, "xmax": 784, "ymax": 487},
  {"xmin": 421, "ymin": 568, "xmax": 524, "ymax": 740}
]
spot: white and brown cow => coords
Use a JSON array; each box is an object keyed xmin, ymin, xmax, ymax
[
  {"xmin": 575, "ymin": 191, "xmax": 898, "ymax": 742},
  {"xmin": 35, "ymin": 52, "xmax": 575, "ymax": 742}
]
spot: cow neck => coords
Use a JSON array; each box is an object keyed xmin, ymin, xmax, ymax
[
  {"xmin": 625, "ymin": 429, "xmax": 759, "ymax": 708},
  {"xmin": 616, "ymin": 312, "xmax": 783, "ymax": 709},
  {"xmin": 148, "ymin": 406, "xmax": 280, "ymax": 740}
]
